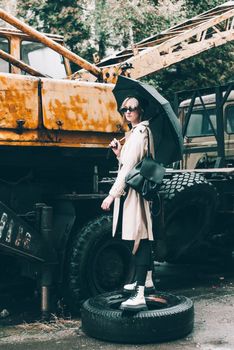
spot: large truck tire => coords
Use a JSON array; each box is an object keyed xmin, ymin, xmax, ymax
[
  {"xmin": 81, "ymin": 291, "xmax": 194, "ymax": 343},
  {"xmin": 154, "ymin": 172, "xmax": 217, "ymax": 263},
  {"xmin": 65, "ymin": 215, "xmax": 132, "ymax": 313},
  {"xmin": 202, "ymin": 213, "xmax": 234, "ymax": 263}
]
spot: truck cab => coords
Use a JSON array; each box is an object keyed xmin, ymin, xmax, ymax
[
  {"xmin": 0, "ymin": 27, "xmax": 71, "ymax": 77},
  {"xmin": 178, "ymin": 88, "xmax": 234, "ymax": 169}
]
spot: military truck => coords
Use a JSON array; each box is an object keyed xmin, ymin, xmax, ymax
[
  {"xmin": 178, "ymin": 85, "xmax": 234, "ymax": 169},
  {"xmin": 153, "ymin": 82, "xmax": 234, "ymax": 265},
  {"xmin": 0, "ymin": 2, "xmax": 233, "ymax": 314}
]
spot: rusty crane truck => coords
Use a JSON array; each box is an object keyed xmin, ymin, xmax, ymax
[{"xmin": 0, "ymin": 2, "xmax": 233, "ymax": 314}]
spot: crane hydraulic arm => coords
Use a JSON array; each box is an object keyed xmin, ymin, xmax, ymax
[{"xmin": 74, "ymin": 1, "xmax": 234, "ymax": 83}]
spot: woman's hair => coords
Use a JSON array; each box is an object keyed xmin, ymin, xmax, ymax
[{"xmin": 120, "ymin": 96, "xmax": 144, "ymax": 125}]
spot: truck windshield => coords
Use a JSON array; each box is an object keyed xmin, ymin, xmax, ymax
[
  {"xmin": 185, "ymin": 108, "xmax": 216, "ymax": 137},
  {"xmin": 21, "ymin": 40, "xmax": 67, "ymax": 78},
  {"xmin": 0, "ymin": 37, "xmax": 10, "ymax": 73}
]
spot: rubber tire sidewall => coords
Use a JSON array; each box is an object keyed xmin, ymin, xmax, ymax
[
  {"xmin": 65, "ymin": 215, "xmax": 132, "ymax": 312},
  {"xmin": 153, "ymin": 173, "xmax": 217, "ymax": 262},
  {"xmin": 81, "ymin": 290, "xmax": 194, "ymax": 343}
]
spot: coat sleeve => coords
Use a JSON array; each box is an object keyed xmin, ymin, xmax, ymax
[{"xmin": 109, "ymin": 127, "xmax": 148, "ymax": 198}]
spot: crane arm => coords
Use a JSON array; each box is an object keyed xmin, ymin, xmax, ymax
[
  {"xmin": 0, "ymin": 8, "xmax": 102, "ymax": 80},
  {"xmin": 74, "ymin": 1, "xmax": 234, "ymax": 83}
]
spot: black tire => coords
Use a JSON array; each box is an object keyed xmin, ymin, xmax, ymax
[
  {"xmin": 153, "ymin": 173, "xmax": 217, "ymax": 262},
  {"xmin": 81, "ymin": 291, "xmax": 194, "ymax": 343},
  {"xmin": 202, "ymin": 213, "xmax": 234, "ymax": 263},
  {"xmin": 65, "ymin": 215, "xmax": 132, "ymax": 312}
]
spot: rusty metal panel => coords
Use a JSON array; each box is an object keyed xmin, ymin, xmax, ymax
[
  {"xmin": 0, "ymin": 132, "xmax": 122, "ymax": 147},
  {"xmin": 0, "ymin": 73, "xmax": 39, "ymax": 129},
  {"xmin": 41, "ymin": 79, "xmax": 123, "ymax": 133}
]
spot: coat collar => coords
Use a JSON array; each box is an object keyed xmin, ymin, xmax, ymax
[
  {"xmin": 125, "ymin": 120, "xmax": 149, "ymax": 139},
  {"xmin": 132, "ymin": 120, "xmax": 149, "ymax": 129}
]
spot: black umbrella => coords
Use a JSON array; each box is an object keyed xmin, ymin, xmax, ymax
[{"xmin": 112, "ymin": 75, "xmax": 183, "ymax": 166}]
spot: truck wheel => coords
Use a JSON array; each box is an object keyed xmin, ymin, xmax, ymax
[
  {"xmin": 81, "ymin": 291, "xmax": 194, "ymax": 343},
  {"xmin": 66, "ymin": 215, "xmax": 132, "ymax": 313},
  {"xmin": 154, "ymin": 173, "xmax": 217, "ymax": 262},
  {"xmin": 204, "ymin": 214, "xmax": 234, "ymax": 263}
]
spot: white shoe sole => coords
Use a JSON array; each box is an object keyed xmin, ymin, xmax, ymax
[
  {"xmin": 120, "ymin": 303, "xmax": 148, "ymax": 311},
  {"xmin": 123, "ymin": 286, "xmax": 156, "ymax": 294}
]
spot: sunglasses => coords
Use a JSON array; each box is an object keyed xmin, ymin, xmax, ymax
[{"xmin": 120, "ymin": 107, "xmax": 137, "ymax": 113}]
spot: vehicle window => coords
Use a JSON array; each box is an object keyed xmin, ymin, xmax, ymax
[
  {"xmin": 185, "ymin": 108, "xmax": 216, "ymax": 137},
  {"xmin": 225, "ymin": 105, "xmax": 234, "ymax": 134},
  {"xmin": 21, "ymin": 41, "xmax": 67, "ymax": 78},
  {"xmin": 0, "ymin": 37, "xmax": 10, "ymax": 73}
]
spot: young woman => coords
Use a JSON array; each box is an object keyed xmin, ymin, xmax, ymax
[{"xmin": 101, "ymin": 96, "xmax": 155, "ymax": 311}]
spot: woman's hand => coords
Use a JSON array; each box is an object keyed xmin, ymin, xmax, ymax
[
  {"xmin": 101, "ymin": 195, "xmax": 114, "ymax": 211},
  {"xmin": 109, "ymin": 138, "xmax": 122, "ymax": 157}
]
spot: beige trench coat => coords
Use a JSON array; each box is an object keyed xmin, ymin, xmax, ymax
[{"xmin": 109, "ymin": 120, "xmax": 155, "ymax": 252}]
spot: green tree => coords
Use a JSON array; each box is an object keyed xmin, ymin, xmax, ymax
[
  {"xmin": 16, "ymin": 0, "xmax": 233, "ymax": 99},
  {"xmin": 16, "ymin": 0, "xmax": 184, "ymax": 62},
  {"xmin": 87, "ymin": 0, "xmax": 163, "ymax": 58},
  {"xmin": 155, "ymin": 0, "xmax": 234, "ymax": 101},
  {"xmin": 17, "ymin": 0, "xmax": 93, "ymax": 60},
  {"xmin": 185, "ymin": 0, "xmax": 223, "ymax": 16}
]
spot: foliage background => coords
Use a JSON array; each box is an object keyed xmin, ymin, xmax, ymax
[{"xmin": 16, "ymin": 0, "xmax": 234, "ymax": 101}]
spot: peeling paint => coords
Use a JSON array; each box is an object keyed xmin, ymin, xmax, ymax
[
  {"xmin": 41, "ymin": 79, "xmax": 123, "ymax": 133},
  {"xmin": 0, "ymin": 73, "xmax": 38, "ymax": 130}
]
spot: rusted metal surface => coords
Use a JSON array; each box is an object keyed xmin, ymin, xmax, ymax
[
  {"xmin": 0, "ymin": 72, "xmax": 125, "ymax": 146},
  {"xmin": 41, "ymin": 79, "xmax": 123, "ymax": 133},
  {"xmin": 0, "ymin": 26, "xmax": 64, "ymax": 40},
  {"xmin": 10, "ymin": 35, "xmax": 20, "ymax": 74},
  {"xmin": 0, "ymin": 49, "xmax": 47, "ymax": 77},
  {"xmin": 0, "ymin": 130, "xmax": 123, "ymax": 147},
  {"xmin": 0, "ymin": 71, "xmax": 124, "ymax": 145},
  {"xmin": 0, "ymin": 9, "xmax": 102, "ymax": 79},
  {"xmin": 0, "ymin": 73, "xmax": 39, "ymax": 130}
]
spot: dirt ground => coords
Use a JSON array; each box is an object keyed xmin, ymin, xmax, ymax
[{"xmin": 0, "ymin": 261, "xmax": 234, "ymax": 350}]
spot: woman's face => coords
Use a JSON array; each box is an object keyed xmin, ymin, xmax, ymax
[{"xmin": 122, "ymin": 98, "xmax": 141, "ymax": 126}]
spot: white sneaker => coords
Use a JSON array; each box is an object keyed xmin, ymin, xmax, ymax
[
  {"xmin": 145, "ymin": 270, "xmax": 155, "ymax": 291},
  {"xmin": 123, "ymin": 281, "xmax": 137, "ymax": 292},
  {"xmin": 120, "ymin": 286, "xmax": 147, "ymax": 311},
  {"xmin": 123, "ymin": 271, "xmax": 155, "ymax": 294}
]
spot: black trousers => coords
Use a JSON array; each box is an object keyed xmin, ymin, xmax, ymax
[
  {"xmin": 116, "ymin": 194, "xmax": 153, "ymax": 286},
  {"xmin": 127, "ymin": 239, "xmax": 152, "ymax": 286}
]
